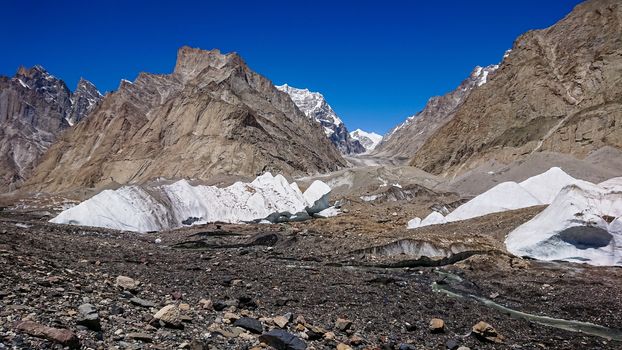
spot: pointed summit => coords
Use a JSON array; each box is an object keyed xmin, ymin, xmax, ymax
[
  {"xmin": 67, "ymin": 78, "xmax": 102, "ymax": 126},
  {"xmin": 350, "ymin": 129, "xmax": 383, "ymax": 152}
]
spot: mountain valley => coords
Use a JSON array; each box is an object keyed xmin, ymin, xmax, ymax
[{"xmin": 0, "ymin": 1, "xmax": 621, "ymax": 349}]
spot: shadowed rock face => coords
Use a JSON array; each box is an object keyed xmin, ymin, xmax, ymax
[
  {"xmin": 24, "ymin": 47, "xmax": 346, "ymax": 193},
  {"xmin": 411, "ymin": 0, "xmax": 622, "ymax": 176},
  {"xmin": 0, "ymin": 66, "xmax": 100, "ymax": 191}
]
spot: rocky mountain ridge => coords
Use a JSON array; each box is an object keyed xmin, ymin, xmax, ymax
[
  {"xmin": 67, "ymin": 78, "xmax": 102, "ymax": 126},
  {"xmin": 23, "ymin": 47, "xmax": 346, "ymax": 194},
  {"xmin": 410, "ymin": 0, "xmax": 622, "ymax": 176},
  {"xmin": 276, "ymin": 84, "xmax": 366, "ymax": 154},
  {"xmin": 373, "ymin": 64, "xmax": 499, "ymax": 161}
]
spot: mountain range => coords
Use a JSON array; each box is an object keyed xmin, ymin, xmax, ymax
[
  {"xmin": 0, "ymin": 0, "xmax": 619, "ymax": 196},
  {"xmin": 21, "ymin": 47, "xmax": 346, "ymax": 193}
]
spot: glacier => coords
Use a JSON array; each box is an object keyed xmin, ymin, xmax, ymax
[
  {"xmin": 405, "ymin": 166, "xmax": 622, "ymax": 266},
  {"xmin": 50, "ymin": 173, "xmax": 334, "ymax": 233}
]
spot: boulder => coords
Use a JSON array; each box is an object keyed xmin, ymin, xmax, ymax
[
  {"xmin": 274, "ymin": 314, "xmax": 291, "ymax": 328},
  {"xmin": 334, "ymin": 317, "xmax": 352, "ymax": 332},
  {"xmin": 115, "ymin": 276, "xmax": 140, "ymax": 291},
  {"xmin": 126, "ymin": 332, "xmax": 154, "ymax": 342},
  {"xmin": 130, "ymin": 297, "xmax": 156, "ymax": 308},
  {"xmin": 76, "ymin": 303, "xmax": 101, "ymax": 331},
  {"xmin": 16, "ymin": 321, "xmax": 80, "ymax": 349},
  {"xmin": 471, "ymin": 321, "xmax": 504, "ymax": 343},
  {"xmin": 259, "ymin": 329, "xmax": 307, "ymax": 350},
  {"xmin": 233, "ymin": 317, "xmax": 263, "ymax": 334},
  {"xmin": 429, "ymin": 318, "xmax": 445, "ymax": 333},
  {"xmin": 153, "ymin": 304, "xmax": 183, "ymax": 329}
]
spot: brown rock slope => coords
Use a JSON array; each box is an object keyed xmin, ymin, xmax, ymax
[
  {"xmin": 411, "ymin": 0, "xmax": 622, "ymax": 176},
  {"xmin": 373, "ymin": 65, "xmax": 499, "ymax": 162},
  {"xmin": 24, "ymin": 47, "xmax": 345, "ymax": 193}
]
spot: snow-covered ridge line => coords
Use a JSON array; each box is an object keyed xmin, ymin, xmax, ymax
[
  {"xmin": 50, "ymin": 173, "xmax": 336, "ymax": 233},
  {"xmin": 275, "ymin": 84, "xmax": 342, "ymax": 126}
]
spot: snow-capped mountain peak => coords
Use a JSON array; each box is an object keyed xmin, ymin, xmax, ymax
[
  {"xmin": 275, "ymin": 84, "xmax": 343, "ymax": 127},
  {"xmin": 350, "ymin": 128, "xmax": 383, "ymax": 152},
  {"xmin": 276, "ymin": 84, "xmax": 365, "ymax": 154}
]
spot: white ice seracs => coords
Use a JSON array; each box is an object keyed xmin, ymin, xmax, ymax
[
  {"xmin": 505, "ymin": 179, "xmax": 622, "ymax": 266},
  {"xmin": 303, "ymin": 180, "xmax": 332, "ymax": 214},
  {"xmin": 407, "ymin": 211, "xmax": 448, "ymax": 229},
  {"xmin": 50, "ymin": 173, "xmax": 333, "ymax": 233},
  {"xmin": 407, "ymin": 217, "xmax": 422, "ymax": 229},
  {"xmin": 421, "ymin": 211, "xmax": 448, "ymax": 226},
  {"xmin": 445, "ymin": 182, "xmax": 541, "ymax": 222},
  {"xmin": 518, "ymin": 167, "xmax": 580, "ymax": 204},
  {"xmin": 407, "ymin": 167, "xmax": 580, "ymax": 229},
  {"xmin": 50, "ymin": 186, "xmax": 170, "ymax": 232}
]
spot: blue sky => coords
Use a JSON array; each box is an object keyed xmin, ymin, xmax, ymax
[{"xmin": 1, "ymin": 0, "xmax": 582, "ymax": 134}]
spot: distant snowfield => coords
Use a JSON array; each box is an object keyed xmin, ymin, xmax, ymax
[
  {"xmin": 407, "ymin": 167, "xmax": 622, "ymax": 266},
  {"xmin": 50, "ymin": 173, "xmax": 337, "ymax": 233}
]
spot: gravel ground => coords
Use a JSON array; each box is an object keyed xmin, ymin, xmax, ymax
[{"xmin": 0, "ymin": 203, "xmax": 620, "ymax": 349}]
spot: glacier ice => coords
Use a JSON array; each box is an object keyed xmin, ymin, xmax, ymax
[
  {"xmin": 50, "ymin": 173, "xmax": 333, "ymax": 233},
  {"xmin": 407, "ymin": 167, "xmax": 582, "ymax": 229},
  {"xmin": 505, "ymin": 179, "xmax": 622, "ymax": 266}
]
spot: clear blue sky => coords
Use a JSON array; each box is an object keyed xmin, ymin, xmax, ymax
[{"xmin": 1, "ymin": 0, "xmax": 583, "ymax": 134}]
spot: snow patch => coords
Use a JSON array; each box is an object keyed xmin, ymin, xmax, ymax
[
  {"xmin": 360, "ymin": 194, "xmax": 380, "ymax": 202},
  {"xmin": 315, "ymin": 206, "xmax": 341, "ymax": 218}
]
